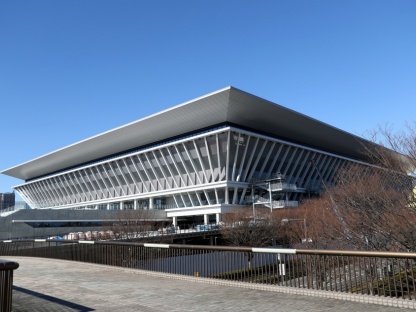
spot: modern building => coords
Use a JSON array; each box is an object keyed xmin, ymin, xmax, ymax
[
  {"xmin": 13, "ymin": 200, "xmax": 31, "ymax": 210},
  {"xmin": 0, "ymin": 192, "xmax": 15, "ymax": 210},
  {"xmin": 1, "ymin": 87, "xmax": 385, "ymax": 227}
]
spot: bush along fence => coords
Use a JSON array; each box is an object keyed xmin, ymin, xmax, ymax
[{"xmin": 1, "ymin": 239, "xmax": 416, "ymax": 301}]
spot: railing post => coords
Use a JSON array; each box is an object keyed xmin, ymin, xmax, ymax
[{"xmin": 0, "ymin": 259, "xmax": 19, "ymax": 312}]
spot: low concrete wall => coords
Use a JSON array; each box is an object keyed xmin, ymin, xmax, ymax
[{"xmin": 0, "ymin": 209, "xmax": 168, "ymax": 240}]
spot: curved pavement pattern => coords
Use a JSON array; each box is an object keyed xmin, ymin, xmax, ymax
[{"xmin": 7, "ymin": 257, "xmax": 415, "ymax": 312}]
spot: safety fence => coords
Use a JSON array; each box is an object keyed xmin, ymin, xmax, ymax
[
  {"xmin": 1, "ymin": 240, "xmax": 416, "ymax": 301},
  {"xmin": 0, "ymin": 259, "xmax": 19, "ymax": 312}
]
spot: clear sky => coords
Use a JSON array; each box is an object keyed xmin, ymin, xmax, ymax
[{"xmin": 1, "ymin": 0, "xmax": 415, "ymax": 200}]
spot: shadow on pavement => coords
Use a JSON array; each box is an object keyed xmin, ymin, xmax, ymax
[{"xmin": 13, "ymin": 285, "xmax": 94, "ymax": 312}]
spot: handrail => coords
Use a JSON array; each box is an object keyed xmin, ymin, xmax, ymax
[
  {"xmin": 2, "ymin": 239, "xmax": 416, "ymax": 259},
  {"xmin": 0, "ymin": 260, "xmax": 19, "ymax": 271},
  {"xmin": 3, "ymin": 240, "xmax": 416, "ymax": 301},
  {"xmin": 297, "ymin": 248, "xmax": 416, "ymax": 259},
  {"xmin": 0, "ymin": 259, "xmax": 19, "ymax": 312}
]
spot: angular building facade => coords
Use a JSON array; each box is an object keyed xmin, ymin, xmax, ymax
[{"xmin": 1, "ymin": 87, "xmax": 379, "ymax": 225}]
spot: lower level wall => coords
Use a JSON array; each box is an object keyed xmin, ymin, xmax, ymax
[{"xmin": 0, "ymin": 208, "xmax": 168, "ymax": 240}]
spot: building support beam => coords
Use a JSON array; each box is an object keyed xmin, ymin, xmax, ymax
[
  {"xmin": 149, "ymin": 197, "xmax": 154, "ymax": 209},
  {"xmin": 216, "ymin": 213, "xmax": 221, "ymax": 224}
]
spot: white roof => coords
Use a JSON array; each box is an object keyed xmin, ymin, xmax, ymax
[{"xmin": 2, "ymin": 86, "xmax": 374, "ymax": 180}]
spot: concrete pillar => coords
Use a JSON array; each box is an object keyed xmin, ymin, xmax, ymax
[
  {"xmin": 134, "ymin": 200, "xmax": 137, "ymax": 210},
  {"xmin": 149, "ymin": 197, "xmax": 154, "ymax": 210},
  {"xmin": 107, "ymin": 203, "xmax": 110, "ymax": 210},
  {"xmin": 204, "ymin": 214, "xmax": 209, "ymax": 225},
  {"xmin": 216, "ymin": 213, "xmax": 221, "ymax": 224},
  {"xmin": 120, "ymin": 201, "xmax": 124, "ymax": 210},
  {"xmin": 172, "ymin": 216, "xmax": 177, "ymax": 226}
]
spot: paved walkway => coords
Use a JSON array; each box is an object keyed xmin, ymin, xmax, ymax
[{"xmin": 6, "ymin": 257, "xmax": 415, "ymax": 312}]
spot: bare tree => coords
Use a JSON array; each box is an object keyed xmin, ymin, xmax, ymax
[
  {"xmin": 219, "ymin": 207, "xmax": 289, "ymax": 271},
  {"xmin": 108, "ymin": 209, "xmax": 170, "ymax": 242},
  {"xmin": 294, "ymin": 123, "xmax": 416, "ymax": 251},
  {"xmin": 220, "ymin": 207, "xmax": 290, "ymax": 247},
  {"xmin": 365, "ymin": 123, "xmax": 416, "ymax": 174}
]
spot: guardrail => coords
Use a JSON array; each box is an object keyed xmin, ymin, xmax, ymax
[
  {"xmin": 1, "ymin": 240, "xmax": 416, "ymax": 302},
  {"xmin": 0, "ymin": 259, "xmax": 19, "ymax": 312}
]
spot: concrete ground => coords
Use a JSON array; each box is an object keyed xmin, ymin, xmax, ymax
[{"xmin": 6, "ymin": 257, "xmax": 415, "ymax": 312}]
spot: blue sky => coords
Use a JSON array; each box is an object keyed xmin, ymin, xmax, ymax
[{"xmin": 1, "ymin": 0, "xmax": 415, "ymax": 200}]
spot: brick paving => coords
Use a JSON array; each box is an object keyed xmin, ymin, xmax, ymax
[{"xmin": 6, "ymin": 257, "xmax": 415, "ymax": 312}]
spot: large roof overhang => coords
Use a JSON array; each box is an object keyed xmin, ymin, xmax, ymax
[{"xmin": 2, "ymin": 86, "xmax": 376, "ymax": 181}]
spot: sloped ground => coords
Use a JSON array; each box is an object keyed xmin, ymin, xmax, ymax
[{"xmin": 8, "ymin": 257, "xmax": 414, "ymax": 312}]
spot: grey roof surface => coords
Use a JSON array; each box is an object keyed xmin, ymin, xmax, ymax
[{"xmin": 2, "ymin": 86, "xmax": 374, "ymax": 181}]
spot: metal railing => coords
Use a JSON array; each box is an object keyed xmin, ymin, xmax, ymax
[
  {"xmin": 0, "ymin": 259, "xmax": 19, "ymax": 312},
  {"xmin": 1, "ymin": 240, "xmax": 416, "ymax": 301},
  {"xmin": 5, "ymin": 222, "xmax": 220, "ymax": 242},
  {"xmin": 253, "ymin": 197, "xmax": 299, "ymax": 209}
]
